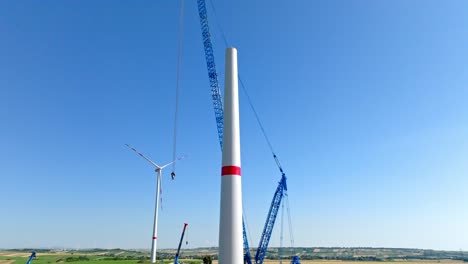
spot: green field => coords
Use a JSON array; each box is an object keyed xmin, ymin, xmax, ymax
[
  {"xmin": 2, "ymin": 248, "xmax": 468, "ymax": 264},
  {"xmin": 2, "ymin": 255, "xmax": 466, "ymax": 264},
  {"xmin": 0, "ymin": 253, "xmax": 202, "ymax": 264}
]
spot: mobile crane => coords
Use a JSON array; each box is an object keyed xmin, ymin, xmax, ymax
[
  {"xmin": 174, "ymin": 223, "xmax": 188, "ymax": 264},
  {"xmin": 26, "ymin": 252, "xmax": 36, "ymax": 264}
]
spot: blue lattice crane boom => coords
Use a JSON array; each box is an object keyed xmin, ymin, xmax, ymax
[
  {"xmin": 196, "ymin": 1, "xmax": 253, "ymax": 263},
  {"xmin": 197, "ymin": 0, "xmax": 223, "ymax": 150},
  {"xmin": 255, "ymin": 173, "xmax": 286, "ymax": 264},
  {"xmin": 243, "ymin": 220, "xmax": 252, "ymax": 264}
]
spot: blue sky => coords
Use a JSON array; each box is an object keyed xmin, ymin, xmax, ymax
[{"xmin": 1, "ymin": 0, "xmax": 468, "ymax": 251}]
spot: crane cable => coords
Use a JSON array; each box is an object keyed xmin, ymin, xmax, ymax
[
  {"xmin": 286, "ymin": 194, "xmax": 296, "ymax": 255},
  {"xmin": 208, "ymin": 0, "xmax": 229, "ymax": 48},
  {"xmin": 280, "ymin": 199, "xmax": 285, "ymax": 264},
  {"xmin": 242, "ymin": 207, "xmax": 254, "ymax": 254},
  {"xmin": 208, "ymin": 0, "xmax": 283, "ymax": 174},
  {"xmin": 280, "ymin": 193, "xmax": 296, "ymax": 259},
  {"xmin": 172, "ymin": 0, "xmax": 184, "ymax": 175}
]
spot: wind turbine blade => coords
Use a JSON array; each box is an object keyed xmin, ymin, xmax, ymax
[
  {"xmin": 159, "ymin": 154, "xmax": 188, "ymax": 169},
  {"xmin": 158, "ymin": 173, "xmax": 163, "ymax": 210},
  {"xmin": 125, "ymin": 144, "xmax": 161, "ymax": 169}
]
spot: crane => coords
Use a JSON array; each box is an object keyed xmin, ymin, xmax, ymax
[
  {"xmin": 196, "ymin": 1, "xmax": 253, "ymax": 263},
  {"xmin": 197, "ymin": 0, "xmax": 223, "ymax": 150},
  {"xmin": 255, "ymin": 173, "xmax": 286, "ymax": 264},
  {"xmin": 174, "ymin": 223, "xmax": 189, "ymax": 264},
  {"xmin": 196, "ymin": 1, "xmax": 300, "ymax": 264},
  {"xmin": 26, "ymin": 252, "xmax": 36, "ymax": 264}
]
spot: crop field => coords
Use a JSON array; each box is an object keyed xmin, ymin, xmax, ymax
[
  {"xmin": 213, "ymin": 261, "xmax": 466, "ymax": 264},
  {"xmin": 0, "ymin": 254, "xmax": 201, "ymax": 264},
  {"xmin": 2, "ymin": 253, "xmax": 465, "ymax": 264},
  {"xmin": 263, "ymin": 261, "xmax": 465, "ymax": 264}
]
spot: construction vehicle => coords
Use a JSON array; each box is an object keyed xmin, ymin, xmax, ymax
[
  {"xmin": 26, "ymin": 252, "xmax": 36, "ymax": 264},
  {"xmin": 174, "ymin": 223, "xmax": 188, "ymax": 264}
]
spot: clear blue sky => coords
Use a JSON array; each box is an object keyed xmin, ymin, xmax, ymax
[{"xmin": 1, "ymin": 0, "xmax": 468, "ymax": 251}]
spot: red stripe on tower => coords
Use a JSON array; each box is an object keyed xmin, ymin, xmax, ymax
[{"xmin": 221, "ymin": 166, "xmax": 241, "ymax": 176}]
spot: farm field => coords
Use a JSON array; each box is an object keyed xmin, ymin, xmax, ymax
[
  {"xmin": 260, "ymin": 261, "xmax": 466, "ymax": 264},
  {"xmin": 2, "ymin": 248, "xmax": 468, "ymax": 264},
  {"xmin": 0, "ymin": 254, "xmax": 200, "ymax": 264},
  {"xmin": 1, "ymin": 253, "xmax": 466, "ymax": 264},
  {"xmin": 212, "ymin": 262, "xmax": 466, "ymax": 264}
]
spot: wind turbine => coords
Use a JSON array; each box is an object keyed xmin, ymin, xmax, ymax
[{"xmin": 126, "ymin": 144, "xmax": 186, "ymax": 263}]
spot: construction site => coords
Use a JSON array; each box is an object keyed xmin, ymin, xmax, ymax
[{"xmin": 2, "ymin": 1, "xmax": 468, "ymax": 264}]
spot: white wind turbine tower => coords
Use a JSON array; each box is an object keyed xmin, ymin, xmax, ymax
[{"xmin": 126, "ymin": 144, "xmax": 186, "ymax": 263}]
